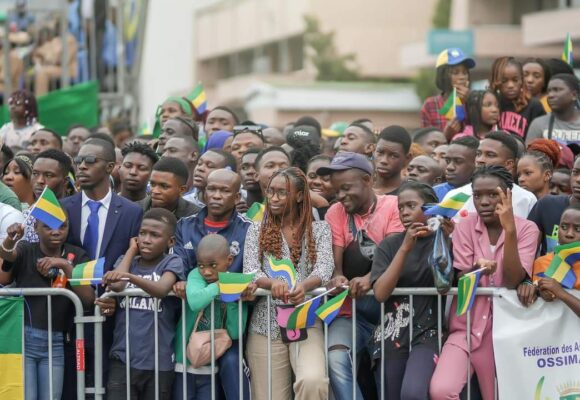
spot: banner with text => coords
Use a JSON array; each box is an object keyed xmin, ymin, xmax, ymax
[{"xmin": 493, "ymin": 289, "xmax": 580, "ymax": 399}]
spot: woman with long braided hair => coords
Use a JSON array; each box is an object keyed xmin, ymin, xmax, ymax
[{"xmin": 243, "ymin": 167, "xmax": 334, "ymax": 400}]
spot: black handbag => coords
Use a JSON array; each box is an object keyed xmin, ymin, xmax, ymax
[{"xmin": 342, "ymin": 204, "xmax": 377, "ymax": 280}]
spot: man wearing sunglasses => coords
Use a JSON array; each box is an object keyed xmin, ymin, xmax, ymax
[
  {"xmin": 230, "ymin": 124, "xmax": 265, "ymax": 167},
  {"xmin": 63, "ymin": 138, "xmax": 143, "ymax": 272},
  {"xmin": 61, "ymin": 138, "xmax": 143, "ymax": 391}
]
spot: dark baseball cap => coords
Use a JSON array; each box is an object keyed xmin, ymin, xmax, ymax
[
  {"xmin": 316, "ymin": 151, "xmax": 374, "ymax": 176},
  {"xmin": 287, "ymin": 125, "xmax": 320, "ymax": 147}
]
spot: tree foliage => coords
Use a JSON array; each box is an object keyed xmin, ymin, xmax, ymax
[
  {"xmin": 303, "ymin": 15, "xmax": 359, "ymax": 81},
  {"xmin": 414, "ymin": 0, "xmax": 452, "ymax": 100},
  {"xmin": 432, "ymin": 0, "xmax": 452, "ymax": 29}
]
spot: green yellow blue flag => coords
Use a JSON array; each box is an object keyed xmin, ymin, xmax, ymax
[
  {"xmin": 456, "ymin": 269, "xmax": 483, "ymax": 316},
  {"xmin": 286, "ymin": 297, "xmax": 322, "ymax": 330},
  {"xmin": 187, "ymin": 83, "xmax": 207, "ymax": 114},
  {"xmin": 0, "ymin": 297, "xmax": 24, "ymax": 400},
  {"xmin": 218, "ymin": 272, "xmax": 255, "ymax": 302},
  {"xmin": 562, "ymin": 33, "xmax": 573, "ymax": 67},
  {"xmin": 542, "ymin": 242, "xmax": 579, "ymax": 289},
  {"xmin": 315, "ymin": 289, "xmax": 348, "ymax": 325},
  {"xmin": 246, "ymin": 202, "xmax": 265, "ymax": 222},
  {"xmin": 70, "ymin": 258, "xmax": 105, "ymax": 286},
  {"xmin": 29, "ymin": 187, "xmax": 66, "ymax": 230},
  {"xmin": 266, "ymin": 256, "xmax": 298, "ymax": 289},
  {"xmin": 438, "ymin": 87, "xmax": 465, "ymax": 121},
  {"xmin": 424, "ymin": 192, "xmax": 470, "ymax": 218}
]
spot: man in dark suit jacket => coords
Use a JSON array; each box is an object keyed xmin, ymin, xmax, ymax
[
  {"xmin": 61, "ymin": 138, "xmax": 142, "ymax": 399},
  {"xmin": 62, "ymin": 138, "xmax": 143, "ymax": 271}
]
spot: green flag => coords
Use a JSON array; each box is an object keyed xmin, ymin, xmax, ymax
[{"xmin": 0, "ymin": 297, "xmax": 24, "ymax": 399}]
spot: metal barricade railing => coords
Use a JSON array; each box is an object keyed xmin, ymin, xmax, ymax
[
  {"xmin": 0, "ymin": 287, "xmax": 87, "ymax": 400},
  {"xmin": 91, "ymin": 287, "xmax": 502, "ymax": 400}
]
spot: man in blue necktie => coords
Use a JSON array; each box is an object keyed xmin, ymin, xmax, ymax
[
  {"xmin": 63, "ymin": 138, "xmax": 143, "ymax": 270},
  {"xmin": 61, "ymin": 137, "xmax": 142, "ymax": 399}
]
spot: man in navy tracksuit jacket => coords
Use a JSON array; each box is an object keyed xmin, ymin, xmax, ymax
[{"xmin": 173, "ymin": 207, "xmax": 251, "ymax": 273}]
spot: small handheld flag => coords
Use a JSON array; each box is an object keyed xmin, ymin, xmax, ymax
[
  {"xmin": 246, "ymin": 202, "xmax": 265, "ymax": 222},
  {"xmin": 218, "ymin": 272, "xmax": 255, "ymax": 302},
  {"xmin": 70, "ymin": 258, "xmax": 105, "ymax": 286},
  {"xmin": 315, "ymin": 289, "xmax": 348, "ymax": 325},
  {"xmin": 562, "ymin": 33, "xmax": 573, "ymax": 67},
  {"xmin": 456, "ymin": 268, "xmax": 483, "ymax": 316},
  {"xmin": 286, "ymin": 297, "xmax": 322, "ymax": 330},
  {"xmin": 187, "ymin": 83, "xmax": 207, "ymax": 114},
  {"xmin": 266, "ymin": 257, "xmax": 298, "ymax": 289},
  {"xmin": 424, "ymin": 192, "xmax": 470, "ymax": 218},
  {"xmin": 29, "ymin": 187, "xmax": 67, "ymax": 230},
  {"xmin": 438, "ymin": 87, "xmax": 465, "ymax": 122},
  {"xmin": 543, "ymin": 242, "xmax": 579, "ymax": 289}
]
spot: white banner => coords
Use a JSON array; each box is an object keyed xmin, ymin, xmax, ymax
[{"xmin": 493, "ymin": 289, "xmax": 580, "ymax": 400}]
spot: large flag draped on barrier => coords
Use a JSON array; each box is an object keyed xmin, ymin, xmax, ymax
[
  {"xmin": 0, "ymin": 297, "xmax": 24, "ymax": 400},
  {"xmin": 493, "ymin": 289, "xmax": 580, "ymax": 400}
]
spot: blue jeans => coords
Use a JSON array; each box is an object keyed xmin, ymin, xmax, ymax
[
  {"xmin": 24, "ymin": 325, "xmax": 65, "ymax": 400},
  {"xmin": 173, "ymin": 341, "xmax": 250, "ymax": 400},
  {"xmin": 173, "ymin": 372, "xmax": 212, "ymax": 400},
  {"xmin": 327, "ymin": 296, "xmax": 379, "ymax": 400},
  {"xmin": 218, "ymin": 341, "xmax": 251, "ymax": 399}
]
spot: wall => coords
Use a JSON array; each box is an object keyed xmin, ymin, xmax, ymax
[{"xmin": 138, "ymin": 0, "xmax": 197, "ymax": 127}]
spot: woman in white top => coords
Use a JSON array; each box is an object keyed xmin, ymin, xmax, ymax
[{"xmin": 0, "ymin": 90, "xmax": 43, "ymax": 148}]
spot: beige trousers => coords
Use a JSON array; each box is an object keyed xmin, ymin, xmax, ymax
[{"xmin": 246, "ymin": 322, "xmax": 329, "ymax": 400}]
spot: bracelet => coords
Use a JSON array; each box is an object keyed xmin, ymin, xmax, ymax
[{"xmin": 0, "ymin": 240, "xmax": 17, "ymax": 253}]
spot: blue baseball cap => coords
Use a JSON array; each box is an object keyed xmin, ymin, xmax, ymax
[
  {"xmin": 316, "ymin": 151, "xmax": 374, "ymax": 176},
  {"xmin": 435, "ymin": 48, "xmax": 476, "ymax": 69}
]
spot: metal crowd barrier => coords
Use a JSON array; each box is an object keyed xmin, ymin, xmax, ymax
[
  {"xmin": 91, "ymin": 287, "xmax": 502, "ymax": 400},
  {"xmin": 0, "ymin": 287, "xmax": 87, "ymax": 400}
]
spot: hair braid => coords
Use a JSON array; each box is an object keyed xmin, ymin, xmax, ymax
[
  {"xmin": 526, "ymin": 139, "xmax": 561, "ymax": 171},
  {"xmin": 258, "ymin": 167, "xmax": 317, "ymax": 267},
  {"xmin": 489, "ymin": 57, "xmax": 529, "ymax": 113}
]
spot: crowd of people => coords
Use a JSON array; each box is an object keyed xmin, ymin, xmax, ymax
[{"xmin": 0, "ymin": 46, "xmax": 579, "ymax": 400}]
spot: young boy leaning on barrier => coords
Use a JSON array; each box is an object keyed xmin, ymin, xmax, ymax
[
  {"xmin": 173, "ymin": 234, "xmax": 254, "ymax": 400},
  {"xmin": 517, "ymin": 203, "xmax": 580, "ymax": 317},
  {"xmin": 102, "ymin": 208, "xmax": 185, "ymax": 400},
  {"xmin": 0, "ymin": 219, "xmax": 95, "ymax": 400}
]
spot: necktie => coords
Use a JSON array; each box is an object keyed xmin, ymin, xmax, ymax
[{"xmin": 83, "ymin": 200, "xmax": 102, "ymax": 259}]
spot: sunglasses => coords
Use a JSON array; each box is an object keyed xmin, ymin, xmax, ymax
[
  {"xmin": 233, "ymin": 125, "xmax": 264, "ymax": 140},
  {"xmin": 73, "ymin": 155, "xmax": 109, "ymax": 165}
]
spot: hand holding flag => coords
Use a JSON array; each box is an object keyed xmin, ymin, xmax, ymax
[
  {"xmin": 456, "ymin": 267, "xmax": 485, "ymax": 316},
  {"xmin": 541, "ymin": 242, "xmax": 579, "ymax": 289},
  {"xmin": 69, "ymin": 258, "xmax": 106, "ymax": 286},
  {"xmin": 266, "ymin": 256, "xmax": 298, "ymax": 290},
  {"xmin": 424, "ymin": 192, "xmax": 470, "ymax": 218},
  {"xmin": 29, "ymin": 187, "xmax": 67, "ymax": 230},
  {"xmin": 438, "ymin": 87, "xmax": 465, "ymax": 122},
  {"xmin": 218, "ymin": 272, "xmax": 255, "ymax": 302},
  {"xmin": 286, "ymin": 297, "xmax": 322, "ymax": 330},
  {"xmin": 315, "ymin": 288, "xmax": 349, "ymax": 325}
]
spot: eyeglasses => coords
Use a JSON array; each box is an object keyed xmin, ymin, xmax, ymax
[
  {"xmin": 233, "ymin": 125, "xmax": 264, "ymax": 140},
  {"xmin": 265, "ymin": 188, "xmax": 288, "ymax": 200},
  {"xmin": 73, "ymin": 155, "xmax": 109, "ymax": 165}
]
